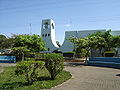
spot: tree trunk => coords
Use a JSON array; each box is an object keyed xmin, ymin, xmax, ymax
[
  {"xmin": 85, "ymin": 49, "xmax": 90, "ymax": 64},
  {"xmin": 22, "ymin": 53, "xmax": 24, "ymax": 61}
]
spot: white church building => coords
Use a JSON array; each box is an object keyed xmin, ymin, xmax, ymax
[{"xmin": 41, "ymin": 19, "xmax": 120, "ymax": 54}]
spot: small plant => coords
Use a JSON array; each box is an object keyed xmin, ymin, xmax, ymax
[
  {"xmin": 15, "ymin": 61, "xmax": 45, "ymax": 85},
  {"xmin": 104, "ymin": 51, "xmax": 115, "ymax": 57},
  {"xmin": 63, "ymin": 52, "xmax": 75, "ymax": 58},
  {"xmin": 45, "ymin": 53, "xmax": 64, "ymax": 80}
]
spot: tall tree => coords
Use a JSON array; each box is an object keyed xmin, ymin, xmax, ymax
[
  {"xmin": 88, "ymin": 30, "xmax": 113, "ymax": 51},
  {"xmin": 70, "ymin": 30, "xmax": 120, "ymax": 59},
  {"xmin": 13, "ymin": 34, "xmax": 46, "ymax": 52},
  {"xmin": 12, "ymin": 47, "xmax": 30, "ymax": 61},
  {"xmin": 0, "ymin": 34, "xmax": 7, "ymax": 49},
  {"xmin": 89, "ymin": 30, "xmax": 120, "ymax": 51},
  {"xmin": 69, "ymin": 35, "xmax": 106, "ymax": 60},
  {"xmin": 0, "ymin": 35, "xmax": 14, "ymax": 49}
]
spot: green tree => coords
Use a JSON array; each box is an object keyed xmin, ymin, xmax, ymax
[
  {"xmin": 69, "ymin": 35, "xmax": 106, "ymax": 60},
  {"xmin": 0, "ymin": 34, "xmax": 15, "ymax": 49},
  {"xmin": 88, "ymin": 30, "xmax": 113, "ymax": 51},
  {"xmin": 12, "ymin": 47, "xmax": 30, "ymax": 61},
  {"xmin": 110, "ymin": 35, "xmax": 120, "ymax": 48},
  {"xmin": 13, "ymin": 34, "xmax": 46, "ymax": 52},
  {"xmin": 88, "ymin": 35, "xmax": 106, "ymax": 55},
  {"xmin": 89, "ymin": 30, "xmax": 120, "ymax": 52},
  {"xmin": 0, "ymin": 34, "xmax": 7, "ymax": 49}
]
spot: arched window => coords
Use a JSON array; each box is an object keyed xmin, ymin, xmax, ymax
[
  {"xmin": 48, "ymin": 34, "xmax": 50, "ymax": 36},
  {"xmin": 45, "ymin": 34, "xmax": 47, "ymax": 37},
  {"xmin": 42, "ymin": 34, "xmax": 44, "ymax": 37},
  {"xmin": 43, "ymin": 22, "xmax": 50, "ymax": 29}
]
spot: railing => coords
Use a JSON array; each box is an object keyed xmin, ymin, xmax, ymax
[
  {"xmin": 87, "ymin": 57, "xmax": 120, "ymax": 68},
  {"xmin": 0, "ymin": 56, "xmax": 16, "ymax": 63}
]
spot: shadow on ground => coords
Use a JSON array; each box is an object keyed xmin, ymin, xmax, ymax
[
  {"xmin": 0, "ymin": 82, "xmax": 23, "ymax": 90},
  {"xmin": 87, "ymin": 64, "xmax": 120, "ymax": 69},
  {"xmin": 116, "ymin": 74, "xmax": 120, "ymax": 77},
  {"xmin": 65, "ymin": 62, "xmax": 120, "ymax": 70},
  {"xmin": 0, "ymin": 76, "xmax": 51, "ymax": 90},
  {"xmin": 64, "ymin": 62, "xmax": 85, "ymax": 67},
  {"xmin": 37, "ymin": 76, "xmax": 51, "ymax": 81}
]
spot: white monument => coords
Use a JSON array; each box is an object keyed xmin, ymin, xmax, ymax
[
  {"xmin": 41, "ymin": 19, "xmax": 59, "ymax": 52},
  {"xmin": 41, "ymin": 19, "xmax": 120, "ymax": 55}
]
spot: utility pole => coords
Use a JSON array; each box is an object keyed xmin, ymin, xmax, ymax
[{"xmin": 29, "ymin": 23, "xmax": 32, "ymax": 34}]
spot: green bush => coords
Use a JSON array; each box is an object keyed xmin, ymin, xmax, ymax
[
  {"xmin": 63, "ymin": 51, "xmax": 75, "ymax": 54},
  {"xmin": 35, "ymin": 53, "xmax": 46, "ymax": 61},
  {"xmin": 45, "ymin": 53, "xmax": 64, "ymax": 80},
  {"xmin": 15, "ymin": 61, "xmax": 45, "ymax": 85},
  {"xmin": 104, "ymin": 51, "xmax": 115, "ymax": 57},
  {"xmin": 25, "ymin": 52, "xmax": 46, "ymax": 61},
  {"xmin": 63, "ymin": 52, "xmax": 75, "ymax": 58}
]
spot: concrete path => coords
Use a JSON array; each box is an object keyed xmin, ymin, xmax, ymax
[{"xmin": 51, "ymin": 63, "xmax": 120, "ymax": 90}]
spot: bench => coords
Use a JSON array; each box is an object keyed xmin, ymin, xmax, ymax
[
  {"xmin": 87, "ymin": 57, "xmax": 120, "ymax": 68},
  {"xmin": 0, "ymin": 56, "xmax": 16, "ymax": 63}
]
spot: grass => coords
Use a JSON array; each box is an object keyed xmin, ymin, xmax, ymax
[{"xmin": 0, "ymin": 66, "xmax": 72, "ymax": 90}]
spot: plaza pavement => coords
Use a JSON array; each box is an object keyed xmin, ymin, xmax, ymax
[{"xmin": 51, "ymin": 62, "xmax": 120, "ymax": 90}]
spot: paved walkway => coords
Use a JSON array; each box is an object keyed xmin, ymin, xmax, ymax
[{"xmin": 51, "ymin": 63, "xmax": 120, "ymax": 90}]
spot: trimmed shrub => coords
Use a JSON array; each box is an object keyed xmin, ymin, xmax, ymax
[
  {"xmin": 35, "ymin": 53, "xmax": 46, "ymax": 61},
  {"xmin": 45, "ymin": 53, "xmax": 64, "ymax": 80},
  {"xmin": 63, "ymin": 52, "xmax": 75, "ymax": 58},
  {"xmin": 25, "ymin": 52, "xmax": 46, "ymax": 61},
  {"xmin": 63, "ymin": 51, "xmax": 75, "ymax": 54},
  {"xmin": 104, "ymin": 51, "xmax": 115, "ymax": 57},
  {"xmin": 15, "ymin": 61, "xmax": 45, "ymax": 85}
]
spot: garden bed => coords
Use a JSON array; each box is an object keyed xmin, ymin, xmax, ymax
[{"xmin": 0, "ymin": 66, "xmax": 72, "ymax": 90}]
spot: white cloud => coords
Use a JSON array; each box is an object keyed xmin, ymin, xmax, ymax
[{"xmin": 66, "ymin": 24, "xmax": 71, "ymax": 27}]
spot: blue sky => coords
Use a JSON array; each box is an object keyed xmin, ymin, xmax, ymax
[{"xmin": 0, "ymin": 0, "xmax": 120, "ymax": 44}]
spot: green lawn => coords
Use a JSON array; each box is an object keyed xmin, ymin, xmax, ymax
[{"xmin": 0, "ymin": 66, "xmax": 72, "ymax": 90}]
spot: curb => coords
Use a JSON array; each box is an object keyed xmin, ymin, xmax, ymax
[{"xmin": 48, "ymin": 71, "xmax": 74, "ymax": 90}]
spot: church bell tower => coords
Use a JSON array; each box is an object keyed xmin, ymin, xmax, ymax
[{"xmin": 41, "ymin": 19, "xmax": 59, "ymax": 52}]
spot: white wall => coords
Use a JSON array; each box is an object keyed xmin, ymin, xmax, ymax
[{"xmin": 60, "ymin": 30, "xmax": 106, "ymax": 52}]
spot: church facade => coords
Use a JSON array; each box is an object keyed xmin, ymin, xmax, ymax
[{"xmin": 41, "ymin": 19, "xmax": 120, "ymax": 55}]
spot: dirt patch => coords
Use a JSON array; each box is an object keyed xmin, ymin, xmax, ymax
[
  {"xmin": 0, "ymin": 63, "xmax": 16, "ymax": 73},
  {"xmin": 0, "ymin": 63, "xmax": 16, "ymax": 67}
]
